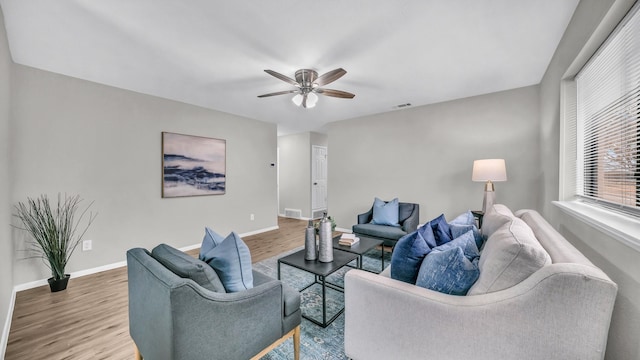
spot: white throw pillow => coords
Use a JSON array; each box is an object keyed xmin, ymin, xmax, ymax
[
  {"xmin": 468, "ymin": 217, "xmax": 551, "ymax": 295},
  {"xmin": 481, "ymin": 204, "xmax": 514, "ymax": 240}
]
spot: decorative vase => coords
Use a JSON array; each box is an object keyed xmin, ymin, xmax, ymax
[
  {"xmin": 318, "ymin": 213, "xmax": 333, "ymax": 263},
  {"xmin": 48, "ymin": 274, "xmax": 70, "ymax": 292},
  {"xmin": 304, "ymin": 220, "xmax": 317, "ymax": 260}
]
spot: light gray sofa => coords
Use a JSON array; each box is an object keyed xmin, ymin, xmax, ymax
[
  {"xmin": 127, "ymin": 244, "xmax": 301, "ymax": 360},
  {"xmin": 344, "ymin": 206, "xmax": 618, "ymax": 360}
]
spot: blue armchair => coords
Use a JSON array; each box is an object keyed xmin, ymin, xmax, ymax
[
  {"xmin": 127, "ymin": 244, "xmax": 301, "ymax": 360},
  {"xmin": 352, "ymin": 202, "xmax": 420, "ymax": 248}
]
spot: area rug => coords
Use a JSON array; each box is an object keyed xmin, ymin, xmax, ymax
[{"xmin": 255, "ymin": 246, "xmax": 392, "ymax": 360}]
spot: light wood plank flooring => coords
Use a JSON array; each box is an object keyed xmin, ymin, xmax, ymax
[{"xmin": 5, "ymin": 217, "xmax": 308, "ymax": 360}]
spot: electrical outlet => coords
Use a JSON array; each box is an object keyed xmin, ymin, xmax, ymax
[
  {"xmin": 82, "ymin": 239, "xmax": 92, "ymax": 251},
  {"xmin": 250, "ymin": 214, "xmax": 255, "ymax": 221}
]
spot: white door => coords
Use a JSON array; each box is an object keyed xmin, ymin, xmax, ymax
[{"xmin": 312, "ymin": 145, "xmax": 328, "ymax": 217}]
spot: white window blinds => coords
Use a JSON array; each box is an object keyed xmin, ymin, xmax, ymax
[{"xmin": 576, "ymin": 2, "xmax": 640, "ymax": 211}]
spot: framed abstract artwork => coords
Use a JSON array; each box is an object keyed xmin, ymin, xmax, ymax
[{"xmin": 162, "ymin": 132, "xmax": 226, "ymax": 198}]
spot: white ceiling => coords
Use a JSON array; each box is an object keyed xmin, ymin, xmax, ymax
[{"xmin": 0, "ymin": 0, "xmax": 579, "ymax": 135}]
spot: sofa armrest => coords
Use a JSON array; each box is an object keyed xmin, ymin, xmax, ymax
[
  {"xmin": 401, "ymin": 205, "xmax": 419, "ymax": 233},
  {"xmin": 345, "ymin": 264, "xmax": 617, "ymax": 360},
  {"xmin": 357, "ymin": 207, "xmax": 373, "ymax": 224},
  {"xmin": 172, "ymin": 278, "xmax": 284, "ymax": 360}
]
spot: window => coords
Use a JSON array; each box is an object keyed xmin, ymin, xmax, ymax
[{"xmin": 575, "ymin": 2, "xmax": 640, "ymax": 214}]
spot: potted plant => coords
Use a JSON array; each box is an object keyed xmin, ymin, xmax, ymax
[{"xmin": 14, "ymin": 194, "xmax": 96, "ymax": 292}]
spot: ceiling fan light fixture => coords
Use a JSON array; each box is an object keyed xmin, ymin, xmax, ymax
[
  {"xmin": 306, "ymin": 92, "xmax": 318, "ymax": 108},
  {"xmin": 292, "ymin": 93, "xmax": 303, "ymax": 106}
]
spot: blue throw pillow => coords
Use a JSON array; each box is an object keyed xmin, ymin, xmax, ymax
[
  {"xmin": 415, "ymin": 231, "xmax": 480, "ymax": 295},
  {"xmin": 415, "ymin": 246, "xmax": 480, "ymax": 295},
  {"xmin": 390, "ymin": 226, "xmax": 434, "ymax": 284},
  {"xmin": 200, "ymin": 232, "xmax": 254, "ymax": 292},
  {"xmin": 429, "ymin": 214, "xmax": 453, "ymax": 246},
  {"xmin": 437, "ymin": 230, "xmax": 480, "ymax": 261},
  {"xmin": 199, "ymin": 227, "xmax": 226, "ymax": 260},
  {"xmin": 450, "ymin": 210, "xmax": 475, "ymax": 226},
  {"xmin": 371, "ymin": 197, "xmax": 400, "ymax": 226},
  {"xmin": 450, "ymin": 224, "xmax": 483, "ymax": 249}
]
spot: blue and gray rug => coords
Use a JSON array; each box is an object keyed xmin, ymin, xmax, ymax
[{"xmin": 255, "ymin": 246, "xmax": 391, "ymax": 360}]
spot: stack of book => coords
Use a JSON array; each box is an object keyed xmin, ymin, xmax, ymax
[{"xmin": 338, "ymin": 233, "xmax": 360, "ymax": 246}]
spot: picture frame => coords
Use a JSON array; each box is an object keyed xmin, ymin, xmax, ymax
[{"xmin": 162, "ymin": 132, "xmax": 226, "ymax": 198}]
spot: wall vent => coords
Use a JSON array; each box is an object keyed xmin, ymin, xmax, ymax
[
  {"xmin": 312, "ymin": 209, "xmax": 327, "ymax": 219},
  {"xmin": 284, "ymin": 208, "xmax": 302, "ymax": 219}
]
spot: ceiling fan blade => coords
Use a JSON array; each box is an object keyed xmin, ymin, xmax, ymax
[
  {"xmin": 315, "ymin": 88, "xmax": 355, "ymax": 99},
  {"xmin": 314, "ymin": 68, "xmax": 347, "ymax": 87},
  {"xmin": 264, "ymin": 70, "xmax": 300, "ymax": 87},
  {"xmin": 257, "ymin": 90, "xmax": 298, "ymax": 98}
]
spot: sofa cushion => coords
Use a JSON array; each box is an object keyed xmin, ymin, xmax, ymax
[
  {"xmin": 253, "ymin": 270, "xmax": 300, "ymax": 317},
  {"xmin": 481, "ymin": 204, "xmax": 514, "ymax": 240},
  {"xmin": 152, "ymin": 243, "xmax": 226, "ymax": 293},
  {"xmin": 352, "ymin": 223, "xmax": 407, "ymax": 240},
  {"xmin": 390, "ymin": 226, "xmax": 434, "ymax": 284},
  {"xmin": 415, "ymin": 231, "xmax": 480, "ymax": 295},
  {"xmin": 371, "ymin": 197, "xmax": 400, "ymax": 226},
  {"xmin": 199, "ymin": 227, "xmax": 225, "ymax": 260},
  {"xmin": 468, "ymin": 217, "xmax": 552, "ymax": 295},
  {"xmin": 200, "ymin": 231, "xmax": 254, "ymax": 292}
]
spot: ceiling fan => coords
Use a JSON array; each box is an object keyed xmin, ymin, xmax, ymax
[{"xmin": 258, "ymin": 68, "xmax": 355, "ymax": 108}]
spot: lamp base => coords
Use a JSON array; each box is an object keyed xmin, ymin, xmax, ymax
[{"xmin": 482, "ymin": 190, "xmax": 496, "ymax": 214}]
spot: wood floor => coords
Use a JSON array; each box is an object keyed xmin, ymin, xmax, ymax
[{"xmin": 5, "ymin": 217, "xmax": 309, "ymax": 360}]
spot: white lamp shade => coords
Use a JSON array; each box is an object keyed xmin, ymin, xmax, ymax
[{"xmin": 472, "ymin": 159, "xmax": 507, "ymax": 182}]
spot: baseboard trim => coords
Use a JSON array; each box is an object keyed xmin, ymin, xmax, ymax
[
  {"xmin": 1, "ymin": 289, "xmax": 16, "ymax": 359},
  {"xmin": 335, "ymin": 227, "xmax": 352, "ymax": 233},
  {"xmin": 12, "ymin": 225, "xmax": 280, "ymax": 293}
]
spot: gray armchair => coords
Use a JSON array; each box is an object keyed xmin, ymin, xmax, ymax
[
  {"xmin": 127, "ymin": 244, "xmax": 301, "ymax": 360},
  {"xmin": 352, "ymin": 202, "xmax": 420, "ymax": 247}
]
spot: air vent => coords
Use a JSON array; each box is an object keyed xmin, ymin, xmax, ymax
[
  {"xmin": 394, "ymin": 103, "xmax": 412, "ymax": 109},
  {"xmin": 284, "ymin": 208, "xmax": 302, "ymax": 219},
  {"xmin": 312, "ymin": 209, "xmax": 327, "ymax": 219}
]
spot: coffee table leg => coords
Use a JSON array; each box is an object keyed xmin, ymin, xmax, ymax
[
  {"xmin": 277, "ymin": 260, "xmax": 281, "ymax": 280},
  {"xmin": 321, "ymin": 275, "xmax": 326, "ymax": 326}
]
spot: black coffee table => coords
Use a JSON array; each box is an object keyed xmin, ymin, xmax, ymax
[
  {"xmin": 277, "ymin": 249, "xmax": 358, "ymax": 327},
  {"xmin": 332, "ymin": 235, "xmax": 385, "ymax": 273}
]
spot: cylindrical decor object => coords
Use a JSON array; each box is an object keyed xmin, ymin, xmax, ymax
[
  {"xmin": 304, "ymin": 220, "xmax": 317, "ymax": 260},
  {"xmin": 318, "ymin": 215, "xmax": 333, "ymax": 263}
]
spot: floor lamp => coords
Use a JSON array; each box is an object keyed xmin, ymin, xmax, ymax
[{"xmin": 472, "ymin": 159, "xmax": 507, "ymax": 214}]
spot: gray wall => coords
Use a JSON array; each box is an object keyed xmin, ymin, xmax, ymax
[
  {"xmin": 327, "ymin": 85, "xmax": 540, "ymax": 229},
  {"xmin": 0, "ymin": 5, "xmax": 14, "ymax": 353},
  {"xmin": 278, "ymin": 133, "xmax": 311, "ymax": 217},
  {"xmin": 10, "ymin": 64, "xmax": 278, "ymax": 285},
  {"xmin": 277, "ymin": 131, "xmax": 328, "ymax": 218},
  {"xmin": 539, "ymin": 0, "xmax": 640, "ymax": 358}
]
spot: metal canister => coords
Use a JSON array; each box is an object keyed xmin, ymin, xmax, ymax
[
  {"xmin": 304, "ymin": 220, "xmax": 317, "ymax": 260},
  {"xmin": 318, "ymin": 213, "xmax": 333, "ymax": 263}
]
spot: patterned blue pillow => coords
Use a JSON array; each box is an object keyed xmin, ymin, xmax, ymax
[
  {"xmin": 371, "ymin": 197, "xmax": 400, "ymax": 226},
  {"xmin": 450, "ymin": 224, "xmax": 483, "ymax": 249},
  {"xmin": 199, "ymin": 227, "xmax": 225, "ymax": 260},
  {"xmin": 415, "ymin": 232, "xmax": 480, "ymax": 295},
  {"xmin": 390, "ymin": 225, "xmax": 434, "ymax": 284},
  {"xmin": 200, "ymin": 232, "xmax": 253, "ymax": 292}
]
